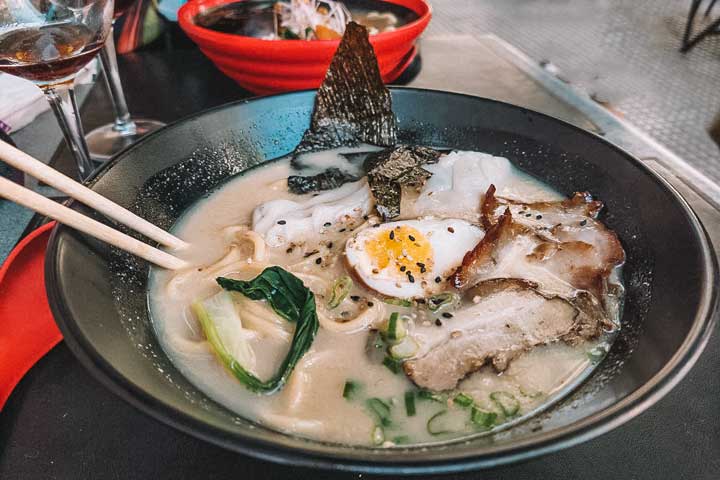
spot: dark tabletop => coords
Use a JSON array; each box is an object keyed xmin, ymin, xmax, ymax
[{"xmin": 1, "ymin": 26, "xmax": 719, "ymax": 480}]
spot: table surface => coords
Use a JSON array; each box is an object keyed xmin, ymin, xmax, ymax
[{"xmin": 1, "ymin": 29, "xmax": 719, "ymax": 480}]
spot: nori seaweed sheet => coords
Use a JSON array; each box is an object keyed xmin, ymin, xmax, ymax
[
  {"xmin": 288, "ymin": 168, "xmax": 360, "ymax": 194},
  {"xmin": 364, "ymin": 145, "xmax": 443, "ymax": 219},
  {"xmin": 293, "ymin": 21, "xmax": 398, "ymax": 162}
]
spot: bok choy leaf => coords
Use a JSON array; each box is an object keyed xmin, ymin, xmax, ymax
[{"xmin": 195, "ymin": 267, "xmax": 319, "ymax": 394}]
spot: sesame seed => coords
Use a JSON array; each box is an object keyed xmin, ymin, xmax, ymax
[
  {"xmin": 363, "ymin": 215, "xmax": 369, "ymax": 220},
  {"xmin": 580, "ymin": 219, "xmax": 587, "ymax": 226},
  {"xmin": 447, "ymin": 227, "xmax": 455, "ymax": 233},
  {"xmin": 416, "ymin": 262, "xmax": 425, "ymax": 268},
  {"xmin": 367, "ymin": 301, "xmax": 374, "ymax": 307},
  {"xmin": 339, "ymin": 228, "xmax": 346, "ymax": 232},
  {"xmin": 536, "ymin": 215, "xmax": 543, "ymax": 220},
  {"xmin": 435, "ymin": 319, "xmax": 443, "ymax": 326},
  {"xmin": 324, "ymin": 222, "xmax": 332, "ymax": 227},
  {"xmin": 434, "ymin": 276, "xmax": 442, "ymax": 283},
  {"xmin": 373, "ymin": 224, "xmax": 380, "ymax": 228},
  {"xmin": 286, "ymin": 247, "xmax": 293, "ymax": 254},
  {"xmin": 400, "ymin": 266, "xmax": 406, "ymax": 272},
  {"xmin": 408, "ymin": 235, "xmax": 416, "ymax": 241},
  {"xmin": 277, "ymin": 220, "xmax": 287, "ymax": 225},
  {"xmin": 389, "ymin": 230, "xmax": 395, "ymax": 240},
  {"xmin": 442, "ymin": 312, "xmax": 453, "ymax": 319},
  {"xmin": 373, "ymin": 268, "xmax": 380, "ymax": 274},
  {"xmin": 525, "ymin": 213, "xmax": 532, "ymax": 217},
  {"xmin": 408, "ymin": 274, "xmax": 415, "ymax": 283},
  {"xmin": 350, "ymin": 295, "xmax": 360, "ymax": 302},
  {"xmin": 327, "ymin": 242, "xmax": 333, "ymax": 249},
  {"xmin": 417, "ymin": 298, "xmax": 426, "ymax": 304},
  {"xmin": 315, "ymin": 257, "xmax": 322, "ymax": 265}
]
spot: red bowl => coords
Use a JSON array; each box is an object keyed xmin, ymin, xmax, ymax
[{"xmin": 178, "ymin": 0, "xmax": 431, "ymax": 95}]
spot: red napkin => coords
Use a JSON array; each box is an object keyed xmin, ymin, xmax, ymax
[{"xmin": 0, "ymin": 222, "xmax": 62, "ymax": 410}]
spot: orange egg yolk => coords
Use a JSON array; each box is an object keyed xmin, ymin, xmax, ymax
[{"xmin": 364, "ymin": 226, "xmax": 434, "ymax": 277}]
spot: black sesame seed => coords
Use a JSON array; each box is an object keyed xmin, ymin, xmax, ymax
[
  {"xmin": 389, "ymin": 230, "xmax": 395, "ymax": 240},
  {"xmin": 373, "ymin": 224, "xmax": 380, "ymax": 228},
  {"xmin": 400, "ymin": 265, "xmax": 406, "ymax": 272},
  {"xmin": 277, "ymin": 220, "xmax": 287, "ymax": 225},
  {"xmin": 442, "ymin": 312, "xmax": 453, "ymax": 319},
  {"xmin": 363, "ymin": 215, "xmax": 369, "ymax": 220},
  {"xmin": 327, "ymin": 242, "xmax": 333, "ymax": 249},
  {"xmin": 286, "ymin": 247, "xmax": 293, "ymax": 254},
  {"xmin": 525, "ymin": 213, "xmax": 532, "ymax": 217},
  {"xmin": 580, "ymin": 219, "xmax": 587, "ymax": 226},
  {"xmin": 447, "ymin": 227, "xmax": 455, "ymax": 233},
  {"xmin": 434, "ymin": 276, "xmax": 442, "ymax": 283},
  {"xmin": 416, "ymin": 262, "xmax": 425, "ymax": 268},
  {"xmin": 350, "ymin": 295, "xmax": 360, "ymax": 302},
  {"xmin": 315, "ymin": 257, "xmax": 322, "ymax": 265},
  {"xmin": 339, "ymin": 228, "xmax": 346, "ymax": 233},
  {"xmin": 367, "ymin": 301, "xmax": 374, "ymax": 307},
  {"xmin": 341, "ymin": 311, "xmax": 350, "ymax": 317},
  {"xmin": 435, "ymin": 319, "xmax": 443, "ymax": 326},
  {"xmin": 408, "ymin": 235, "xmax": 416, "ymax": 241},
  {"xmin": 324, "ymin": 222, "xmax": 332, "ymax": 227},
  {"xmin": 536, "ymin": 215, "xmax": 543, "ymax": 220},
  {"xmin": 408, "ymin": 274, "xmax": 415, "ymax": 283},
  {"xmin": 417, "ymin": 298, "xmax": 426, "ymax": 304}
]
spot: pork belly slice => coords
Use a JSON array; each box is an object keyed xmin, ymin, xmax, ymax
[
  {"xmin": 453, "ymin": 186, "xmax": 625, "ymax": 300},
  {"xmin": 403, "ymin": 278, "xmax": 600, "ymax": 391}
]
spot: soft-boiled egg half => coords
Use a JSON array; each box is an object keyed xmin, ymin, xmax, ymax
[{"xmin": 345, "ymin": 219, "xmax": 484, "ymax": 298}]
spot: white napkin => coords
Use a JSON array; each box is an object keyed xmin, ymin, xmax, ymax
[{"xmin": 0, "ymin": 60, "xmax": 99, "ymax": 135}]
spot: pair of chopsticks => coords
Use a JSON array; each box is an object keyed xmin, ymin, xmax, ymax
[{"xmin": 0, "ymin": 141, "xmax": 188, "ymax": 270}]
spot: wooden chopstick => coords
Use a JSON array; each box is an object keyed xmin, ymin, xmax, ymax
[
  {"xmin": 0, "ymin": 140, "xmax": 189, "ymax": 251},
  {"xmin": 0, "ymin": 176, "xmax": 187, "ymax": 270}
]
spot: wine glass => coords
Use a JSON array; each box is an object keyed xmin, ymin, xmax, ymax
[
  {"xmin": 84, "ymin": 0, "xmax": 165, "ymax": 161},
  {"xmin": 0, "ymin": 0, "xmax": 114, "ymax": 180}
]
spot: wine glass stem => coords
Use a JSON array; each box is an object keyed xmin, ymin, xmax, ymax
[
  {"xmin": 42, "ymin": 83, "xmax": 94, "ymax": 180},
  {"xmin": 100, "ymin": 28, "xmax": 137, "ymax": 136}
]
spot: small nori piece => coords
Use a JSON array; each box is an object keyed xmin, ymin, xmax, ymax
[
  {"xmin": 287, "ymin": 167, "xmax": 360, "ymax": 194},
  {"xmin": 364, "ymin": 145, "xmax": 443, "ymax": 219},
  {"xmin": 292, "ymin": 22, "xmax": 398, "ymax": 162}
]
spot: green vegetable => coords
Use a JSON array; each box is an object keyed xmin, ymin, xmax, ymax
[
  {"xmin": 371, "ymin": 426, "xmax": 385, "ymax": 445},
  {"xmin": 587, "ymin": 345, "xmax": 608, "ymax": 363},
  {"xmin": 404, "ymin": 391, "xmax": 416, "ymax": 416},
  {"xmin": 519, "ymin": 386, "xmax": 543, "ymax": 399},
  {"xmin": 427, "ymin": 292, "xmax": 461, "ymax": 312},
  {"xmin": 383, "ymin": 298, "xmax": 413, "ymax": 307},
  {"xmin": 490, "ymin": 391, "xmax": 520, "ymax": 417},
  {"xmin": 453, "ymin": 392, "xmax": 474, "ymax": 408},
  {"xmin": 384, "ymin": 312, "xmax": 406, "ymax": 342},
  {"xmin": 382, "ymin": 355, "xmax": 403, "ymax": 374},
  {"xmin": 343, "ymin": 380, "xmax": 361, "ymax": 400},
  {"xmin": 426, "ymin": 410, "xmax": 452, "ymax": 436},
  {"xmin": 327, "ymin": 275, "xmax": 353, "ymax": 309},
  {"xmin": 191, "ymin": 290, "xmax": 255, "ymax": 372},
  {"xmin": 281, "ymin": 28, "xmax": 300, "ymax": 39},
  {"xmin": 470, "ymin": 406, "xmax": 497, "ymax": 429},
  {"xmin": 392, "ymin": 435, "xmax": 411, "ymax": 445},
  {"xmin": 207, "ymin": 267, "xmax": 318, "ymax": 393},
  {"xmin": 366, "ymin": 398, "xmax": 392, "ymax": 427},
  {"xmin": 417, "ymin": 390, "xmax": 447, "ymax": 403},
  {"xmin": 389, "ymin": 337, "xmax": 418, "ymax": 359}
]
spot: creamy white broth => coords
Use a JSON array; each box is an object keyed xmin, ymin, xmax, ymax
[{"xmin": 148, "ymin": 149, "xmax": 618, "ymax": 446}]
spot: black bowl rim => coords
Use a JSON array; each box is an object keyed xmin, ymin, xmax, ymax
[{"xmin": 45, "ymin": 87, "xmax": 719, "ymax": 474}]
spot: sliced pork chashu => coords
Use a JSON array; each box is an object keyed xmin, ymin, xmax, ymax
[{"xmin": 403, "ymin": 279, "xmax": 601, "ymax": 391}]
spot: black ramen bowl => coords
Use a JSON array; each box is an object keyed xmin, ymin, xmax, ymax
[{"xmin": 46, "ymin": 88, "xmax": 718, "ymax": 474}]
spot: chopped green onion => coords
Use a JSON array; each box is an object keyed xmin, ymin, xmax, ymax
[
  {"xmin": 392, "ymin": 435, "xmax": 411, "ymax": 445},
  {"xmin": 371, "ymin": 426, "xmax": 385, "ymax": 445},
  {"xmin": 490, "ymin": 391, "xmax": 520, "ymax": 417},
  {"xmin": 587, "ymin": 345, "xmax": 608, "ymax": 363},
  {"xmin": 470, "ymin": 406, "xmax": 497, "ymax": 428},
  {"xmin": 382, "ymin": 355, "xmax": 403, "ymax": 374},
  {"xmin": 389, "ymin": 336, "xmax": 419, "ymax": 359},
  {"xmin": 404, "ymin": 391, "xmax": 416, "ymax": 416},
  {"xmin": 426, "ymin": 410, "xmax": 451, "ymax": 436},
  {"xmin": 384, "ymin": 312, "xmax": 406, "ymax": 342},
  {"xmin": 327, "ymin": 276, "xmax": 353, "ymax": 309},
  {"xmin": 519, "ymin": 386, "xmax": 543, "ymax": 399},
  {"xmin": 427, "ymin": 292, "xmax": 461, "ymax": 312},
  {"xmin": 383, "ymin": 298, "xmax": 413, "ymax": 307},
  {"xmin": 366, "ymin": 398, "xmax": 392, "ymax": 427},
  {"xmin": 453, "ymin": 392, "xmax": 474, "ymax": 408},
  {"xmin": 343, "ymin": 380, "xmax": 360, "ymax": 400},
  {"xmin": 417, "ymin": 390, "xmax": 447, "ymax": 403}
]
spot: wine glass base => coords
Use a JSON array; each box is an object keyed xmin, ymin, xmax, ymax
[{"xmin": 85, "ymin": 118, "xmax": 165, "ymax": 161}]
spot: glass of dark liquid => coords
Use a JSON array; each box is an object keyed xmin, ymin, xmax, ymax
[
  {"xmin": 0, "ymin": 0, "xmax": 113, "ymax": 179},
  {"xmin": 84, "ymin": 0, "xmax": 165, "ymax": 161}
]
